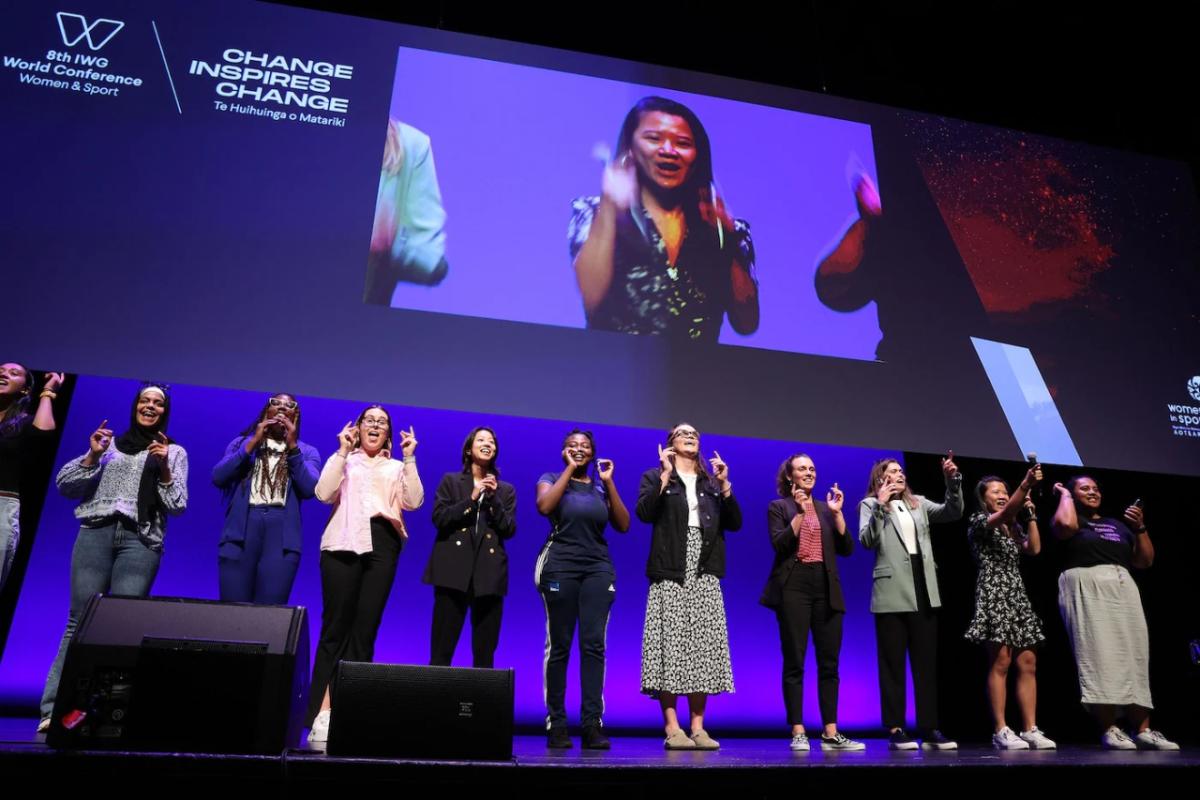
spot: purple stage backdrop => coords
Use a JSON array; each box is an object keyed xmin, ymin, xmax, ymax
[
  {"xmin": 385, "ymin": 47, "xmax": 882, "ymax": 359},
  {"xmin": 0, "ymin": 375, "xmax": 930, "ymax": 730}
]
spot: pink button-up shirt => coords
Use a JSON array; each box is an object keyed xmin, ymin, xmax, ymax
[{"xmin": 315, "ymin": 450, "xmax": 424, "ymax": 554}]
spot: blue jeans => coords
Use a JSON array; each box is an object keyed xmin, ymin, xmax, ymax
[
  {"xmin": 39, "ymin": 519, "xmax": 161, "ymax": 719},
  {"xmin": 0, "ymin": 495, "xmax": 18, "ymax": 592}
]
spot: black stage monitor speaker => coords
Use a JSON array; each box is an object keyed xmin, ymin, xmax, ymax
[
  {"xmin": 326, "ymin": 662, "xmax": 514, "ymax": 760},
  {"xmin": 46, "ymin": 594, "xmax": 309, "ymax": 754}
]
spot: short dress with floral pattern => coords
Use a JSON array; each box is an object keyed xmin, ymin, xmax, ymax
[{"xmin": 964, "ymin": 511, "xmax": 1044, "ymax": 648}]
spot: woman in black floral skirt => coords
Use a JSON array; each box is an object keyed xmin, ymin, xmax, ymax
[
  {"xmin": 635, "ymin": 423, "xmax": 741, "ymax": 750},
  {"xmin": 964, "ymin": 464, "xmax": 1055, "ymax": 750}
]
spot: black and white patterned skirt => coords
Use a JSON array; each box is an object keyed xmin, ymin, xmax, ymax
[{"xmin": 640, "ymin": 526, "xmax": 735, "ymax": 696}]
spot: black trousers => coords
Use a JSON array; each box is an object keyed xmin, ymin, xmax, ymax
[
  {"xmin": 874, "ymin": 553, "xmax": 939, "ymax": 732},
  {"xmin": 776, "ymin": 562, "xmax": 844, "ymax": 727},
  {"xmin": 429, "ymin": 582, "xmax": 504, "ymax": 668},
  {"xmin": 307, "ymin": 518, "xmax": 402, "ymax": 722},
  {"xmin": 541, "ymin": 570, "xmax": 616, "ymax": 728}
]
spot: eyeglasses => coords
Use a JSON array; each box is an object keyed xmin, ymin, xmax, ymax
[
  {"xmin": 672, "ymin": 430, "xmax": 699, "ymax": 441},
  {"xmin": 360, "ymin": 418, "xmax": 389, "ymax": 430},
  {"xmin": 269, "ymin": 398, "xmax": 298, "ymax": 410}
]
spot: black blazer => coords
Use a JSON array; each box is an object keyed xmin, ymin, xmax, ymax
[
  {"xmin": 760, "ymin": 497, "xmax": 854, "ymax": 612},
  {"xmin": 423, "ymin": 471, "xmax": 517, "ymax": 597},
  {"xmin": 635, "ymin": 467, "xmax": 742, "ymax": 584}
]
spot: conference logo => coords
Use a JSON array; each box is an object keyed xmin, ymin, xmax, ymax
[
  {"xmin": 55, "ymin": 12, "xmax": 124, "ymax": 51},
  {"xmin": 1167, "ymin": 375, "xmax": 1200, "ymax": 439}
]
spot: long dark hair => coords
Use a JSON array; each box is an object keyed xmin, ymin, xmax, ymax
[
  {"xmin": 617, "ymin": 96, "xmax": 716, "ymax": 231},
  {"xmin": 775, "ymin": 453, "xmax": 812, "ymax": 498},
  {"xmin": 238, "ymin": 393, "xmax": 301, "ymax": 497},
  {"xmin": 0, "ymin": 362, "xmax": 33, "ymax": 439},
  {"xmin": 239, "ymin": 393, "xmax": 302, "ymax": 441},
  {"xmin": 973, "ymin": 475, "xmax": 1006, "ymax": 511},
  {"xmin": 460, "ymin": 426, "xmax": 499, "ymax": 476}
]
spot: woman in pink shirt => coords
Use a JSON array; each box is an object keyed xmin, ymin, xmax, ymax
[{"xmin": 306, "ymin": 405, "xmax": 423, "ymax": 744}]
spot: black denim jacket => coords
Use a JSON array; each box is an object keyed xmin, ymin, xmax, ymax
[{"xmin": 635, "ymin": 467, "xmax": 742, "ymax": 584}]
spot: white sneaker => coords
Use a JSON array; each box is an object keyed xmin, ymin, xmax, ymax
[
  {"xmin": 307, "ymin": 708, "xmax": 331, "ymax": 744},
  {"xmin": 992, "ymin": 726, "xmax": 1030, "ymax": 750},
  {"xmin": 789, "ymin": 732, "xmax": 810, "ymax": 751},
  {"xmin": 1019, "ymin": 727, "xmax": 1057, "ymax": 749},
  {"xmin": 1134, "ymin": 729, "xmax": 1180, "ymax": 751},
  {"xmin": 1101, "ymin": 725, "xmax": 1136, "ymax": 750}
]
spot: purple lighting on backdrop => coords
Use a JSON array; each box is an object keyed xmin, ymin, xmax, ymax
[
  {"xmin": 384, "ymin": 47, "xmax": 883, "ymax": 361},
  {"xmin": 2, "ymin": 376, "xmax": 926, "ymax": 730}
]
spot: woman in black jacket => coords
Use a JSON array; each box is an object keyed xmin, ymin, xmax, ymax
[
  {"xmin": 424, "ymin": 426, "xmax": 516, "ymax": 668},
  {"xmin": 761, "ymin": 454, "xmax": 862, "ymax": 752},
  {"xmin": 635, "ymin": 422, "xmax": 741, "ymax": 750}
]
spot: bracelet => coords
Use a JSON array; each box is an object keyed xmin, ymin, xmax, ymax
[
  {"xmin": 1134, "ymin": 526, "xmax": 1147, "ymax": 534},
  {"xmin": 40, "ymin": 390, "xmax": 57, "ymax": 400},
  {"xmin": 402, "ymin": 455, "xmax": 416, "ymax": 464}
]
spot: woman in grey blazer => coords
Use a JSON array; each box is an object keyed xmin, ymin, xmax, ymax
[{"xmin": 858, "ymin": 455, "xmax": 962, "ymax": 750}]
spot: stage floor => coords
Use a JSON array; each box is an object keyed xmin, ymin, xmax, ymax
[{"xmin": 1, "ymin": 718, "xmax": 1189, "ymax": 789}]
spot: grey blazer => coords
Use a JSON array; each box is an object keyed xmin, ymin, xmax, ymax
[{"xmin": 858, "ymin": 476, "xmax": 963, "ymax": 613}]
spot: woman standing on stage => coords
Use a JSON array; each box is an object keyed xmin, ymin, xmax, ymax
[
  {"xmin": 858, "ymin": 455, "xmax": 961, "ymax": 750},
  {"xmin": 1052, "ymin": 475, "xmax": 1177, "ymax": 750},
  {"xmin": 964, "ymin": 466, "xmax": 1056, "ymax": 749},
  {"xmin": 762, "ymin": 454, "xmax": 863, "ymax": 751},
  {"xmin": 424, "ymin": 426, "xmax": 517, "ymax": 669},
  {"xmin": 39, "ymin": 383, "xmax": 187, "ymax": 732},
  {"xmin": 0, "ymin": 364, "xmax": 63, "ymax": 592},
  {"xmin": 535, "ymin": 429, "xmax": 630, "ymax": 750},
  {"xmin": 636, "ymin": 422, "xmax": 741, "ymax": 750},
  {"xmin": 212, "ymin": 393, "xmax": 321, "ymax": 604},
  {"xmin": 306, "ymin": 406, "xmax": 422, "ymax": 744}
]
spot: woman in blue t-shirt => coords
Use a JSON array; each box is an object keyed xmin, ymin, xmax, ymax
[
  {"xmin": 1051, "ymin": 475, "xmax": 1177, "ymax": 750},
  {"xmin": 535, "ymin": 429, "xmax": 631, "ymax": 750}
]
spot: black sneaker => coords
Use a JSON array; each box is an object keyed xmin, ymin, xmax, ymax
[
  {"xmin": 581, "ymin": 724, "xmax": 611, "ymax": 750},
  {"xmin": 547, "ymin": 726, "xmax": 573, "ymax": 749},
  {"xmin": 920, "ymin": 729, "xmax": 958, "ymax": 750},
  {"xmin": 888, "ymin": 729, "xmax": 918, "ymax": 750},
  {"xmin": 821, "ymin": 732, "xmax": 866, "ymax": 751}
]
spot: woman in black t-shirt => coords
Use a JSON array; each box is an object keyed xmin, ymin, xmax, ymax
[
  {"xmin": 1051, "ymin": 475, "xmax": 1177, "ymax": 750},
  {"xmin": 535, "ymin": 429, "xmax": 630, "ymax": 750}
]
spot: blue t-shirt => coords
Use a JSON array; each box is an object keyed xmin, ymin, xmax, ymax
[{"xmin": 538, "ymin": 472, "xmax": 613, "ymax": 574}]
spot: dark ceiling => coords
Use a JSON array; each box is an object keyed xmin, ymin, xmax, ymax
[{"xmin": 272, "ymin": 1, "xmax": 1198, "ymax": 177}]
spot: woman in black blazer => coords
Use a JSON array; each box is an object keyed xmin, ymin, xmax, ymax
[
  {"xmin": 423, "ymin": 426, "xmax": 517, "ymax": 667},
  {"xmin": 762, "ymin": 454, "xmax": 863, "ymax": 752}
]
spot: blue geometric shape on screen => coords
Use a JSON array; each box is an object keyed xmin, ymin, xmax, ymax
[{"xmin": 971, "ymin": 337, "xmax": 1082, "ymax": 466}]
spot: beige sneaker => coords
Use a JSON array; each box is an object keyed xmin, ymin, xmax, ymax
[{"xmin": 664, "ymin": 728, "xmax": 696, "ymax": 750}]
